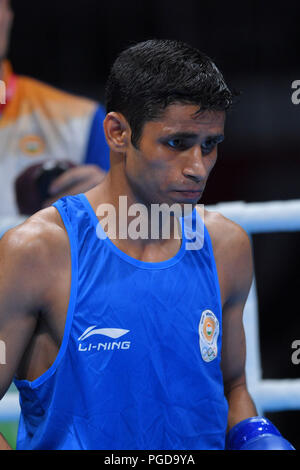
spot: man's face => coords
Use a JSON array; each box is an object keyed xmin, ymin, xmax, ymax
[
  {"xmin": 0, "ymin": 0, "xmax": 13, "ymax": 61},
  {"xmin": 124, "ymin": 103, "xmax": 225, "ymax": 208}
]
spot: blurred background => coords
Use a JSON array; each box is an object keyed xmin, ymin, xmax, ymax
[{"xmin": 2, "ymin": 0, "xmax": 300, "ymax": 449}]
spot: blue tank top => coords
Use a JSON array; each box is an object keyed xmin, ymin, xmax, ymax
[{"xmin": 14, "ymin": 193, "xmax": 228, "ymax": 450}]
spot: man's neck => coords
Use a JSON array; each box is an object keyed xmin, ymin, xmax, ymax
[
  {"xmin": 98, "ymin": 173, "xmax": 182, "ymax": 238},
  {"xmin": 86, "ymin": 175, "xmax": 184, "ymax": 262}
]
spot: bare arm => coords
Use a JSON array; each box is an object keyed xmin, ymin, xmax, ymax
[
  {"xmin": 0, "ymin": 227, "xmax": 41, "ymax": 398},
  {"xmin": 0, "ymin": 231, "xmax": 39, "ymax": 449},
  {"xmin": 219, "ymin": 224, "xmax": 295, "ymax": 449},
  {"xmin": 220, "ymin": 221, "xmax": 258, "ymax": 430},
  {"xmin": 222, "ymin": 305, "xmax": 258, "ymax": 430},
  {"xmin": 0, "ymin": 212, "xmax": 63, "ymax": 449}
]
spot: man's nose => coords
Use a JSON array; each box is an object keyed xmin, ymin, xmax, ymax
[{"xmin": 182, "ymin": 145, "xmax": 207, "ymax": 182}]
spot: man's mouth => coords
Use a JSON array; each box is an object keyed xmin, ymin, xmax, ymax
[{"xmin": 171, "ymin": 189, "xmax": 203, "ymax": 201}]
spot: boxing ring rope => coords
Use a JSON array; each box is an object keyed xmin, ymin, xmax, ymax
[{"xmin": 0, "ymin": 199, "xmax": 300, "ymax": 420}]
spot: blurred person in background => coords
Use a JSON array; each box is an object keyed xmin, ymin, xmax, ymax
[{"xmin": 0, "ymin": 0, "xmax": 110, "ymax": 217}]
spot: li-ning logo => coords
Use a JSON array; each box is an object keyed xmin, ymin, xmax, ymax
[{"xmin": 78, "ymin": 325, "xmax": 131, "ymax": 352}]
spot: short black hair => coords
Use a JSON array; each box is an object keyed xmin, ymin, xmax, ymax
[{"xmin": 105, "ymin": 39, "xmax": 234, "ymax": 148}]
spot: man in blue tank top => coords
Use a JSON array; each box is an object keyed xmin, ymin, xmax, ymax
[{"xmin": 0, "ymin": 40, "xmax": 295, "ymax": 450}]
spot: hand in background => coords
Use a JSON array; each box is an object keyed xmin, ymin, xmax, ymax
[{"xmin": 43, "ymin": 164, "xmax": 106, "ymax": 207}]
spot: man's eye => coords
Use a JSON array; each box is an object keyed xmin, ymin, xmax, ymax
[
  {"xmin": 167, "ymin": 139, "xmax": 188, "ymax": 150},
  {"xmin": 201, "ymin": 141, "xmax": 216, "ymax": 155}
]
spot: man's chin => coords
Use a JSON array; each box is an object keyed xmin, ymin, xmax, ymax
[{"xmin": 154, "ymin": 201, "xmax": 198, "ymax": 219}]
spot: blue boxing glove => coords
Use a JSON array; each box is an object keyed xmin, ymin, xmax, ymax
[{"xmin": 226, "ymin": 416, "xmax": 295, "ymax": 450}]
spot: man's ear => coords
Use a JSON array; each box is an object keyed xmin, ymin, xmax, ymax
[{"xmin": 103, "ymin": 112, "xmax": 131, "ymax": 153}]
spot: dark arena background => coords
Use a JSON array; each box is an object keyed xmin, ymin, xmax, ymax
[{"xmin": 2, "ymin": 0, "xmax": 300, "ymax": 450}]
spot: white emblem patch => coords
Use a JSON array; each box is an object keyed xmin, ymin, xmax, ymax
[{"xmin": 199, "ymin": 309, "xmax": 219, "ymax": 362}]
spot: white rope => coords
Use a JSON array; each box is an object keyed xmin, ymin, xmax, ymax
[
  {"xmin": 206, "ymin": 199, "xmax": 300, "ymax": 232},
  {"xmin": 1, "ymin": 199, "xmax": 300, "ymax": 421},
  {"xmin": 249, "ymin": 379, "xmax": 300, "ymax": 412}
]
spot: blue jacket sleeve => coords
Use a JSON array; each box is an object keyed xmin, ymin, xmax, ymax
[{"xmin": 84, "ymin": 105, "xmax": 110, "ymax": 171}]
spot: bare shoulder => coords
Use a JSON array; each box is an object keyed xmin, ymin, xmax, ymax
[
  {"xmin": 1, "ymin": 206, "xmax": 68, "ymax": 260},
  {"xmin": 201, "ymin": 208, "xmax": 254, "ymax": 303},
  {"xmin": 203, "ymin": 208, "xmax": 251, "ymax": 255},
  {"xmin": 0, "ymin": 207, "xmax": 69, "ymax": 301}
]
